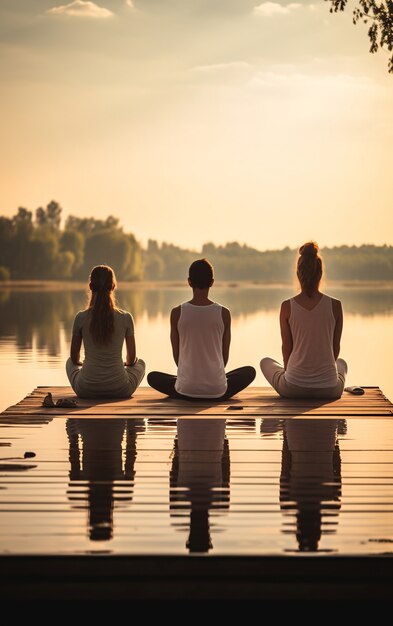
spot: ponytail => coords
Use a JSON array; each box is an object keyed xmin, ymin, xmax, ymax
[{"xmin": 88, "ymin": 265, "xmax": 116, "ymax": 344}]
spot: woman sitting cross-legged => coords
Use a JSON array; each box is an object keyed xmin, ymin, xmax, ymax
[
  {"xmin": 260, "ymin": 241, "xmax": 347, "ymax": 399},
  {"xmin": 66, "ymin": 265, "xmax": 145, "ymax": 398}
]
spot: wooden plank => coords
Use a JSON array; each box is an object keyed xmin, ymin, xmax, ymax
[
  {"xmin": 2, "ymin": 386, "xmax": 392, "ymax": 419},
  {"xmin": 29, "ymin": 385, "xmax": 387, "ymax": 397},
  {"xmin": 9, "ymin": 386, "xmax": 393, "ymax": 402},
  {"xmin": 10, "ymin": 404, "xmax": 391, "ymax": 414},
  {"xmin": 22, "ymin": 386, "xmax": 391, "ymax": 403},
  {"xmin": 14, "ymin": 396, "xmax": 391, "ymax": 407},
  {"xmin": 25, "ymin": 400, "xmax": 382, "ymax": 408}
]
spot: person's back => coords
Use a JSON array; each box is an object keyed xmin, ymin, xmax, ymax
[
  {"xmin": 66, "ymin": 264, "xmax": 145, "ymax": 398},
  {"xmin": 285, "ymin": 294, "xmax": 338, "ymax": 388},
  {"xmin": 175, "ymin": 302, "xmax": 227, "ymax": 398},
  {"xmin": 260, "ymin": 242, "xmax": 347, "ymax": 399},
  {"xmin": 72, "ymin": 308, "xmax": 137, "ymax": 397},
  {"xmin": 147, "ymin": 258, "xmax": 255, "ymax": 400}
]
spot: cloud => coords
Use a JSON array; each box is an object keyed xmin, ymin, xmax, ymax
[
  {"xmin": 249, "ymin": 70, "xmax": 376, "ymax": 95},
  {"xmin": 46, "ymin": 1, "xmax": 114, "ymax": 18},
  {"xmin": 253, "ymin": 2, "xmax": 302, "ymax": 16},
  {"xmin": 122, "ymin": 1, "xmax": 261, "ymax": 17},
  {"xmin": 189, "ymin": 62, "xmax": 254, "ymax": 84},
  {"xmin": 191, "ymin": 62, "xmax": 252, "ymax": 74}
]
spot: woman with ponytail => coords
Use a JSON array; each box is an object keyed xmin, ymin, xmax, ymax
[
  {"xmin": 260, "ymin": 242, "xmax": 347, "ymax": 399},
  {"xmin": 66, "ymin": 265, "xmax": 145, "ymax": 398}
]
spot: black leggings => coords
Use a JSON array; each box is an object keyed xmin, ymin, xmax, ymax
[{"xmin": 147, "ymin": 366, "xmax": 256, "ymax": 401}]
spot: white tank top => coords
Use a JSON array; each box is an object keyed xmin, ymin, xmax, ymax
[
  {"xmin": 285, "ymin": 294, "xmax": 339, "ymax": 388},
  {"xmin": 175, "ymin": 302, "xmax": 228, "ymax": 398}
]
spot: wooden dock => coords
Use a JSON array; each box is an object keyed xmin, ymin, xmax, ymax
[
  {"xmin": 2, "ymin": 385, "xmax": 393, "ymax": 418},
  {"xmin": 0, "ymin": 386, "xmax": 392, "ymax": 601}
]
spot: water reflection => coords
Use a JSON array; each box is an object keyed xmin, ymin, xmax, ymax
[
  {"xmin": 0, "ymin": 290, "xmax": 81, "ymax": 356},
  {"xmin": 0, "ymin": 286, "xmax": 392, "ymax": 358},
  {"xmin": 1, "ymin": 412, "xmax": 392, "ymax": 556},
  {"xmin": 279, "ymin": 419, "xmax": 343, "ymax": 552},
  {"xmin": 66, "ymin": 418, "xmax": 144, "ymax": 542},
  {"xmin": 118, "ymin": 286, "xmax": 393, "ymax": 318},
  {"xmin": 170, "ymin": 419, "xmax": 230, "ymax": 553},
  {"xmin": 62, "ymin": 416, "xmax": 347, "ymax": 553}
]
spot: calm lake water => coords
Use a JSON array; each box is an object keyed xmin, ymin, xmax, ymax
[
  {"xmin": 0, "ymin": 415, "xmax": 392, "ymax": 555},
  {"xmin": 0, "ymin": 284, "xmax": 392, "ymax": 411},
  {"xmin": 0, "ymin": 285, "xmax": 392, "ymax": 557}
]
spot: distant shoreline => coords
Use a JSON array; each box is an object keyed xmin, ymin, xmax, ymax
[{"xmin": 1, "ymin": 279, "xmax": 393, "ymax": 290}]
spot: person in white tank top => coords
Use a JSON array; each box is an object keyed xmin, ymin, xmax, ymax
[
  {"xmin": 147, "ymin": 259, "xmax": 256, "ymax": 400},
  {"xmin": 260, "ymin": 242, "xmax": 348, "ymax": 399}
]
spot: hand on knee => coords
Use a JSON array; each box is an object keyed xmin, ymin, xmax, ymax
[
  {"xmin": 260, "ymin": 357, "xmax": 274, "ymax": 374},
  {"xmin": 336, "ymin": 358, "xmax": 348, "ymax": 376},
  {"xmin": 137, "ymin": 358, "xmax": 146, "ymax": 372}
]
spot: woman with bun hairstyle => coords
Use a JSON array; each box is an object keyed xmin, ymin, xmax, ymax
[
  {"xmin": 260, "ymin": 242, "xmax": 347, "ymax": 399},
  {"xmin": 66, "ymin": 265, "xmax": 145, "ymax": 398}
]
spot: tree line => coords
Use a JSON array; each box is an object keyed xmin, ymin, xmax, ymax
[{"xmin": 0, "ymin": 201, "xmax": 392, "ymax": 282}]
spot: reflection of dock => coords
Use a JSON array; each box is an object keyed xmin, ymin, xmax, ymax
[{"xmin": 0, "ymin": 386, "xmax": 392, "ymax": 600}]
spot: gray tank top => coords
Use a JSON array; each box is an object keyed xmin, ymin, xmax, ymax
[
  {"xmin": 72, "ymin": 308, "xmax": 134, "ymax": 396},
  {"xmin": 285, "ymin": 294, "xmax": 339, "ymax": 388}
]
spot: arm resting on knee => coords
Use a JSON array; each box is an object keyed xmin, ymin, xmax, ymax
[
  {"xmin": 70, "ymin": 335, "xmax": 82, "ymax": 366},
  {"xmin": 332, "ymin": 299, "xmax": 343, "ymax": 361},
  {"xmin": 125, "ymin": 335, "xmax": 137, "ymax": 366},
  {"xmin": 280, "ymin": 300, "xmax": 293, "ymax": 369}
]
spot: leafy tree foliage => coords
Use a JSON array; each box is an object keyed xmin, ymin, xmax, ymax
[
  {"xmin": 327, "ymin": 0, "xmax": 393, "ymax": 72},
  {"xmin": 36, "ymin": 201, "xmax": 62, "ymax": 230},
  {"xmin": 60, "ymin": 230, "xmax": 84, "ymax": 274},
  {"xmin": 65, "ymin": 215, "xmax": 120, "ymax": 236},
  {"xmin": 0, "ymin": 202, "xmax": 143, "ymax": 281}
]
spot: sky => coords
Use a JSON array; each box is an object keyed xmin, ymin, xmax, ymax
[{"xmin": 0, "ymin": 0, "xmax": 392, "ymax": 250}]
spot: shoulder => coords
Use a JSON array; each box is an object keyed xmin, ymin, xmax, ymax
[
  {"xmin": 114, "ymin": 308, "xmax": 134, "ymax": 328},
  {"xmin": 170, "ymin": 305, "xmax": 181, "ymax": 323},
  {"xmin": 115, "ymin": 308, "xmax": 133, "ymax": 319},
  {"xmin": 280, "ymin": 299, "xmax": 291, "ymax": 316},
  {"xmin": 114, "ymin": 307, "xmax": 129, "ymax": 316},
  {"xmin": 74, "ymin": 309, "xmax": 88, "ymax": 322},
  {"xmin": 72, "ymin": 310, "xmax": 88, "ymax": 335},
  {"xmin": 327, "ymin": 296, "xmax": 342, "ymax": 317},
  {"xmin": 220, "ymin": 305, "xmax": 231, "ymax": 324}
]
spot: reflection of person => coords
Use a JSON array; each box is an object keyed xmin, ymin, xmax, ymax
[
  {"xmin": 66, "ymin": 265, "xmax": 145, "ymax": 398},
  {"xmin": 261, "ymin": 242, "xmax": 347, "ymax": 399},
  {"xmin": 170, "ymin": 419, "xmax": 229, "ymax": 553},
  {"xmin": 147, "ymin": 258, "xmax": 255, "ymax": 400},
  {"xmin": 66, "ymin": 418, "xmax": 144, "ymax": 541},
  {"xmin": 280, "ymin": 419, "xmax": 342, "ymax": 552}
]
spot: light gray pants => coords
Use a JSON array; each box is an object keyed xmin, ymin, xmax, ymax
[
  {"xmin": 260, "ymin": 357, "xmax": 348, "ymax": 399},
  {"xmin": 66, "ymin": 357, "xmax": 146, "ymax": 398}
]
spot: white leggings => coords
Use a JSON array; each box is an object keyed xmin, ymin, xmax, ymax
[{"xmin": 260, "ymin": 357, "xmax": 348, "ymax": 399}]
